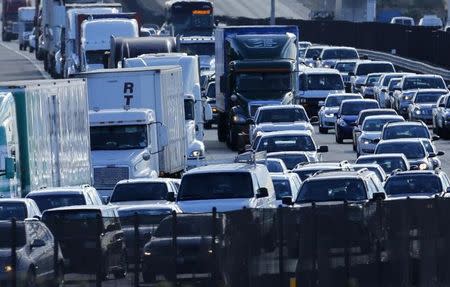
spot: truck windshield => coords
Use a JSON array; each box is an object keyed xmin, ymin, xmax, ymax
[
  {"xmin": 86, "ymin": 50, "xmax": 107, "ymax": 66},
  {"xmin": 236, "ymin": 73, "xmax": 291, "ymax": 92},
  {"xmin": 169, "ymin": 3, "xmax": 213, "ymax": 36},
  {"xmin": 178, "ymin": 173, "xmax": 254, "ymax": 200},
  {"xmin": 179, "ymin": 43, "xmax": 214, "ymax": 56},
  {"xmin": 302, "ymin": 74, "xmax": 344, "ymax": 91},
  {"xmin": 91, "ymin": 125, "xmax": 148, "ymax": 150}
]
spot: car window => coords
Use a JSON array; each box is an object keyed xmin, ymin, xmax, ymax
[
  {"xmin": 403, "ymin": 77, "xmax": 446, "ymax": 90},
  {"xmin": 356, "ymin": 63, "xmax": 395, "ymax": 76},
  {"xmin": 110, "ymin": 182, "xmax": 169, "ymax": 202},
  {"xmin": 385, "ymin": 175, "xmax": 442, "ymax": 195},
  {"xmin": 376, "ymin": 142, "xmax": 426, "ymax": 160},
  {"xmin": 272, "ymin": 179, "xmax": 293, "ymax": 200},
  {"xmin": 297, "ymin": 178, "xmax": 367, "ymax": 203},
  {"xmin": 304, "ymin": 74, "xmax": 344, "ymax": 91},
  {"xmin": 28, "ymin": 193, "xmax": 86, "ymax": 212},
  {"xmin": 341, "ymin": 101, "xmax": 379, "ymax": 115},
  {"xmin": 382, "ymin": 125, "xmax": 430, "ymax": 139},
  {"xmin": 257, "ymin": 108, "xmax": 308, "ymax": 124},
  {"xmin": 257, "ymin": 135, "xmax": 316, "ymax": 153},
  {"xmin": 0, "ymin": 202, "xmax": 27, "ymax": 220}
]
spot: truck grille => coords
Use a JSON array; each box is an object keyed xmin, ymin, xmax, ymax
[{"xmin": 94, "ymin": 167, "xmax": 129, "ymax": 189}]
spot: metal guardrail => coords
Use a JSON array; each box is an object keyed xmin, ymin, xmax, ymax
[{"xmin": 358, "ymin": 48, "xmax": 450, "ymax": 82}]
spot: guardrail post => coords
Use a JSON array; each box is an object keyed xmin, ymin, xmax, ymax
[
  {"xmin": 376, "ymin": 198, "xmax": 383, "ymax": 287},
  {"xmin": 11, "ymin": 218, "xmax": 17, "ymax": 287},
  {"xmin": 134, "ymin": 213, "xmax": 140, "ymax": 287},
  {"xmin": 211, "ymin": 207, "xmax": 218, "ymax": 284},
  {"xmin": 278, "ymin": 205, "xmax": 284, "ymax": 286},
  {"xmin": 53, "ymin": 216, "xmax": 59, "ymax": 285},
  {"xmin": 343, "ymin": 201, "xmax": 350, "ymax": 286},
  {"xmin": 171, "ymin": 210, "xmax": 178, "ymax": 284},
  {"xmin": 96, "ymin": 214, "xmax": 102, "ymax": 287},
  {"xmin": 312, "ymin": 202, "xmax": 318, "ymax": 287}
]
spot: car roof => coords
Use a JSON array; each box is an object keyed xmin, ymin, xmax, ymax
[
  {"xmin": 293, "ymin": 162, "xmax": 342, "ymax": 170},
  {"xmin": 385, "ymin": 121, "xmax": 426, "ymax": 127},
  {"xmin": 260, "ymin": 130, "xmax": 312, "ymax": 137},
  {"xmin": 363, "ymin": 115, "xmax": 404, "ymax": 121},
  {"xmin": 356, "ymin": 61, "xmax": 393, "ymax": 66},
  {"xmin": 379, "ymin": 138, "xmax": 424, "ymax": 144},
  {"xmin": 321, "ymin": 46, "xmax": 357, "ymax": 51},
  {"xmin": 301, "ymin": 68, "xmax": 341, "ymax": 75},
  {"xmin": 27, "ymin": 187, "xmax": 86, "ymax": 196},
  {"xmin": 327, "ymin": 93, "xmax": 361, "ymax": 98},
  {"xmin": 359, "ymin": 108, "xmax": 395, "ymax": 115},
  {"xmin": 403, "ymin": 74, "xmax": 443, "ymax": 79},
  {"xmin": 357, "ymin": 153, "xmax": 407, "ymax": 159},
  {"xmin": 270, "ymin": 173, "xmax": 296, "ymax": 180},
  {"xmin": 185, "ymin": 163, "xmax": 262, "ymax": 175},
  {"xmin": 116, "ymin": 178, "xmax": 173, "ymax": 185},
  {"xmin": 309, "ymin": 170, "xmax": 372, "ymax": 180},
  {"xmin": 257, "ymin": 105, "xmax": 305, "ymax": 111},
  {"xmin": 341, "ymin": 99, "xmax": 378, "ymax": 105},
  {"xmin": 268, "ymin": 151, "xmax": 308, "ymax": 156},
  {"xmin": 390, "ymin": 170, "xmax": 439, "ymax": 177},
  {"xmin": 43, "ymin": 205, "xmax": 112, "ymax": 213},
  {"xmin": 414, "ymin": 89, "xmax": 449, "ymax": 94},
  {"xmin": 116, "ymin": 204, "xmax": 179, "ymax": 212}
]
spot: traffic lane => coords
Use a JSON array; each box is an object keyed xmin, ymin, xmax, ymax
[{"xmin": 0, "ymin": 41, "xmax": 46, "ymax": 81}]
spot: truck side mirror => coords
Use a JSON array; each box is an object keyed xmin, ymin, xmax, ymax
[
  {"xmin": 159, "ymin": 125, "xmax": 169, "ymax": 148},
  {"xmin": 282, "ymin": 196, "xmax": 293, "ymax": 206},
  {"xmin": 348, "ymin": 72, "xmax": 355, "ymax": 77},
  {"xmin": 166, "ymin": 191, "xmax": 176, "ymax": 202},
  {"xmin": 256, "ymin": 187, "xmax": 269, "ymax": 198},
  {"xmin": 5, "ymin": 157, "xmax": 15, "ymax": 179}
]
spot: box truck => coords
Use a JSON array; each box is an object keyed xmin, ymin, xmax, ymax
[
  {"xmin": 2, "ymin": 0, "xmax": 28, "ymax": 42},
  {"xmin": 123, "ymin": 53, "xmax": 213, "ymax": 168},
  {"xmin": 0, "ymin": 79, "xmax": 92, "ymax": 198},
  {"xmin": 78, "ymin": 66, "xmax": 186, "ymax": 188}
]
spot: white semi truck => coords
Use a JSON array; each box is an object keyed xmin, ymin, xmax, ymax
[
  {"xmin": 79, "ymin": 66, "xmax": 186, "ymax": 193},
  {"xmin": 0, "ymin": 79, "xmax": 92, "ymax": 198},
  {"xmin": 123, "ymin": 53, "xmax": 213, "ymax": 168}
]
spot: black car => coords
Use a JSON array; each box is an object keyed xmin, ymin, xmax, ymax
[
  {"xmin": 433, "ymin": 93, "xmax": 450, "ymax": 138},
  {"xmin": 42, "ymin": 206, "xmax": 127, "ymax": 280},
  {"xmin": 0, "ymin": 220, "xmax": 64, "ymax": 287},
  {"xmin": 142, "ymin": 214, "xmax": 220, "ymax": 284}
]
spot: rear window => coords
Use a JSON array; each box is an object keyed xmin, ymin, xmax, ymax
[
  {"xmin": 385, "ymin": 175, "xmax": 442, "ymax": 195},
  {"xmin": 256, "ymin": 108, "xmax": 308, "ymax": 124},
  {"xmin": 28, "ymin": 194, "xmax": 86, "ymax": 212},
  {"xmin": 43, "ymin": 210, "xmax": 103, "ymax": 237},
  {"xmin": 356, "ymin": 157, "xmax": 407, "ymax": 173},
  {"xmin": 321, "ymin": 49, "xmax": 358, "ymax": 60},
  {"xmin": 154, "ymin": 216, "xmax": 219, "ymax": 237},
  {"xmin": 414, "ymin": 92, "xmax": 446, "ymax": 103},
  {"xmin": 0, "ymin": 224, "xmax": 26, "ymax": 248},
  {"xmin": 382, "ymin": 125, "xmax": 430, "ymax": 140},
  {"xmin": 272, "ymin": 179, "xmax": 293, "ymax": 199},
  {"xmin": 334, "ymin": 62, "xmax": 356, "ymax": 73},
  {"xmin": 325, "ymin": 95, "xmax": 361, "ymax": 107},
  {"xmin": 297, "ymin": 178, "xmax": 367, "ymax": 203},
  {"xmin": 305, "ymin": 48, "xmax": 323, "ymax": 58},
  {"xmin": 110, "ymin": 183, "xmax": 168, "ymax": 203},
  {"xmin": 0, "ymin": 202, "xmax": 27, "ymax": 220},
  {"xmin": 403, "ymin": 77, "xmax": 446, "ymax": 90},
  {"xmin": 341, "ymin": 101, "xmax": 379, "ymax": 115},
  {"xmin": 301, "ymin": 74, "xmax": 344, "ymax": 91},
  {"xmin": 376, "ymin": 142, "xmax": 425, "ymax": 160},
  {"xmin": 268, "ymin": 154, "xmax": 308, "ymax": 170},
  {"xmin": 356, "ymin": 63, "xmax": 395, "ymax": 76}
]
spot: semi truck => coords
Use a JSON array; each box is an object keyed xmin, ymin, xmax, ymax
[
  {"xmin": 78, "ymin": 66, "xmax": 186, "ymax": 192},
  {"xmin": 215, "ymin": 26, "xmax": 299, "ymax": 150},
  {"xmin": 2, "ymin": 0, "xmax": 28, "ymax": 41},
  {"xmin": 123, "ymin": 53, "xmax": 213, "ymax": 168},
  {"xmin": 17, "ymin": 6, "xmax": 35, "ymax": 50},
  {"xmin": 0, "ymin": 79, "xmax": 92, "ymax": 198}
]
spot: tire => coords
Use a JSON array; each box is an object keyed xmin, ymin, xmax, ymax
[
  {"xmin": 19, "ymin": 44, "xmax": 24, "ymax": 50},
  {"xmin": 29, "ymin": 46, "xmax": 34, "ymax": 53},
  {"xmin": 227, "ymin": 125, "xmax": 240, "ymax": 151},
  {"xmin": 352, "ymin": 141, "xmax": 357, "ymax": 151},
  {"xmin": 335, "ymin": 128, "xmax": 343, "ymax": 144},
  {"xmin": 26, "ymin": 269, "xmax": 37, "ymax": 287},
  {"xmin": 53, "ymin": 263, "xmax": 65, "ymax": 287},
  {"xmin": 204, "ymin": 122, "xmax": 212, "ymax": 129},
  {"xmin": 319, "ymin": 126, "xmax": 328, "ymax": 134}
]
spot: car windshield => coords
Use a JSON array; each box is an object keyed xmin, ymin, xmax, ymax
[
  {"xmin": 236, "ymin": 73, "xmax": 292, "ymax": 92},
  {"xmin": 86, "ymin": 50, "xmax": 107, "ymax": 66},
  {"xmin": 305, "ymin": 48, "xmax": 323, "ymax": 58},
  {"xmin": 385, "ymin": 175, "xmax": 442, "ymax": 195},
  {"xmin": 363, "ymin": 118, "xmax": 402, "ymax": 132},
  {"xmin": 179, "ymin": 43, "xmax": 214, "ymax": 56},
  {"xmin": 366, "ymin": 75, "xmax": 382, "ymax": 86},
  {"xmin": 90, "ymin": 125, "xmax": 148, "ymax": 150},
  {"xmin": 341, "ymin": 101, "xmax": 379, "ymax": 115},
  {"xmin": 325, "ymin": 95, "xmax": 361, "ymax": 107},
  {"xmin": 0, "ymin": 202, "xmax": 27, "ymax": 220},
  {"xmin": 403, "ymin": 77, "xmax": 446, "ymax": 90},
  {"xmin": 414, "ymin": 92, "xmax": 444, "ymax": 103},
  {"xmin": 257, "ymin": 135, "xmax": 316, "ymax": 153},
  {"xmin": 356, "ymin": 63, "xmax": 394, "ymax": 76},
  {"xmin": 356, "ymin": 157, "xmax": 407, "ymax": 173},
  {"xmin": 154, "ymin": 216, "xmax": 217, "ymax": 237},
  {"xmin": 178, "ymin": 173, "xmax": 254, "ymax": 200},
  {"xmin": 256, "ymin": 159, "xmax": 285, "ymax": 173},
  {"xmin": 0, "ymin": 224, "xmax": 26, "ymax": 248},
  {"xmin": 322, "ymin": 49, "xmax": 358, "ymax": 60},
  {"xmin": 302, "ymin": 74, "xmax": 344, "ymax": 90},
  {"xmin": 28, "ymin": 194, "xmax": 86, "ymax": 212},
  {"xmin": 335, "ymin": 62, "xmax": 356, "ymax": 73},
  {"xmin": 273, "ymin": 179, "xmax": 293, "ymax": 200},
  {"xmin": 256, "ymin": 108, "xmax": 308, "ymax": 124},
  {"xmin": 376, "ymin": 142, "xmax": 425, "ymax": 159},
  {"xmin": 110, "ymin": 183, "xmax": 168, "ymax": 203},
  {"xmin": 297, "ymin": 178, "xmax": 367, "ymax": 203},
  {"xmin": 268, "ymin": 154, "xmax": 308, "ymax": 170},
  {"xmin": 382, "ymin": 75, "xmax": 401, "ymax": 86},
  {"xmin": 383, "ymin": 125, "xmax": 429, "ymax": 139},
  {"xmin": 388, "ymin": 79, "xmax": 401, "ymax": 90}
]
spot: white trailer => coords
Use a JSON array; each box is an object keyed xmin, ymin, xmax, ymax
[
  {"xmin": 0, "ymin": 79, "xmax": 92, "ymax": 198},
  {"xmin": 79, "ymin": 66, "xmax": 186, "ymax": 179}
]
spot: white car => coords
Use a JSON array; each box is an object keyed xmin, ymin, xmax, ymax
[
  {"xmin": 250, "ymin": 105, "xmax": 314, "ymax": 143},
  {"xmin": 271, "ymin": 173, "xmax": 302, "ymax": 206},
  {"xmin": 418, "ymin": 15, "xmax": 443, "ymax": 28},
  {"xmin": 356, "ymin": 115, "xmax": 405, "ymax": 156},
  {"xmin": 390, "ymin": 16, "xmax": 415, "ymax": 26},
  {"xmin": 253, "ymin": 130, "xmax": 328, "ymax": 162},
  {"xmin": 170, "ymin": 163, "xmax": 276, "ymax": 212},
  {"xmin": 109, "ymin": 178, "xmax": 180, "ymax": 207},
  {"xmin": 0, "ymin": 198, "xmax": 41, "ymax": 220}
]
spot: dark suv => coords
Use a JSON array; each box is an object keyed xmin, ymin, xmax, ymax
[{"xmin": 42, "ymin": 206, "xmax": 127, "ymax": 280}]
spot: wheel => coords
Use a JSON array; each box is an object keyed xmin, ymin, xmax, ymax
[
  {"xmin": 352, "ymin": 141, "xmax": 357, "ymax": 151},
  {"xmin": 226, "ymin": 125, "xmax": 239, "ymax": 151},
  {"xmin": 217, "ymin": 113, "xmax": 227, "ymax": 142},
  {"xmin": 26, "ymin": 269, "xmax": 37, "ymax": 287},
  {"xmin": 319, "ymin": 126, "xmax": 328, "ymax": 134},
  {"xmin": 19, "ymin": 44, "xmax": 23, "ymax": 50},
  {"xmin": 142, "ymin": 270, "xmax": 156, "ymax": 283},
  {"xmin": 2, "ymin": 31, "xmax": 10, "ymax": 42},
  {"xmin": 29, "ymin": 46, "xmax": 34, "ymax": 53},
  {"xmin": 53, "ymin": 263, "xmax": 65, "ymax": 287},
  {"xmin": 335, "ymin": 128, "xmax": 343, "ymax": 144}
]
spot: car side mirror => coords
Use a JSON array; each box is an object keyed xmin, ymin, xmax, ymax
[
  {"xmin": 381, "ymin": 88, "xmax": 387, "ymax": 93},
  {"xmin": 158, "ymin": 125, "xmax": 169, "ymax": 148},
  {"xmin": 428, "ymin": 153, "xmax": 437, "ymax": 158},
  {"xmin": 318, "ymin": 101, "xmax": 325, "ymax": 107},
  {"xmin": 256, "ymin": 187, "xmax": 269, "ymax": 198},
  {"xmin": 245, "ymin": 144, "xmax": 252, "ymax": 152},
  {"xmin": 437, "ymin": 151, "xmax": 445, "ymax": 156},
  {"xmin": 102, "ymin": 196, "xmax": 110, "ymax": 204},
  {"xmin": 348, "ymin": 72, "xmax": 355, "ymax": 77},
  {"xmin": 432, "ymin": 135, "xmax": 440, "ymax": 141},
  {"xmin": 246, "ymin": 118, "xmax": 254, "ymax": 125},
  {"xmin": 447, "ymin": 187, "xmax": 450, "ymax": 193},
  {"xmin": 310, "ymin": 116, "xmax": 319, "ymax": 124},
  {"xmin": 317, "ymin": 145, "xmax": 329, "ymax": 153},
  {"xmin": 372, "ymin": 192, "xmax": 386, "ymax": 201},
  {"xmin": 30, "ymin": 239, "xmax": 46, "ymax": 249},
  {"xmin": 373, "ymin": 138, "xmax": 380, "ymax": 144},
  {"xmin": 282, "ymin": 196, "xmax": 293, "ymax": 206},
  {"xmin": 166, "ymin": 191, "xmax": 176, "ymax": 202}
]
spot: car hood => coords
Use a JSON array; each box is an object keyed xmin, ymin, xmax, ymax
[
  {"xmin": 255, "ymin": 122, "xmax": 312, "ymax": 133},
  {"xmin": 323, "ymin": 107, "xmax": 340, "ymax": 114},
  {"xmin": 341, "ymin": 115, "xmax": 358, "ymax": 124},
  {"xmin": 91, "ymin": 149, "xmax": 146, "ymax": 167},
  {"xmin": 177, "ymin": 198, "xmax": 258, "ymax": 213}
]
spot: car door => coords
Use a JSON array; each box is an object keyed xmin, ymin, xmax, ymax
[
  {"xmin": 434, "ymin": 96, "xmax": 446, "ymax": 127},
  {"xmin": 36, "ymin": 222, "xmax": 55, "ymax": 282},
  {"xmin": 26, "ymin": 222, "xmax": 48, "ymax": 284}
]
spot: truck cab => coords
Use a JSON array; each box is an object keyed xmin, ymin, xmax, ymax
[{"xmin": 89, "ymin": 108, "xmax": 162, "ymax": 198}]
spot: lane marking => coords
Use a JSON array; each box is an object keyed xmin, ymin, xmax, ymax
[{"xmin": 0, "ymin": 41, "xmax": 50, "ymax": 79}]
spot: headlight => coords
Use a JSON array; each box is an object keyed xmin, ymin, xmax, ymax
[
  {"xmin": 419, "ymin": 163, "xmax": 428, "ymax": 170},
  {"xmin": 212, "ymin": 107, "xmax": 217, "ymax": 113},
  {"xmin": 360, "ymin": 138, "xmax": 371, "ymax": 145},
  {"xmin": 255, "ymin": 130, "xmax": 264, "ymax": 138},
  {"xmin": 144, "ymin": 251, "xmax": 152, "ymax": 256},
  {"xmin": 232, "ymin": 115, "xmax": 246, "ymax": 124},
  {"xmin": 4, "ymin": 265, "xmax": 13, "ymax": 272},
  {"xmin": 325, "ymin": 113, "xmax": 335, "ymax": 118},
  {"xmin": 189, "ymin": 150, "xmax": 204, "ymax": 158},
  {"xmin": 415, "ymin": 109, "xmax": 421, "ymax": 115}
]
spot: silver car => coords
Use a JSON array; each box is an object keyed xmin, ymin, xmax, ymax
[{"xmin": 318, "ymin": 93, "xmax": 362, "ymax": 134}]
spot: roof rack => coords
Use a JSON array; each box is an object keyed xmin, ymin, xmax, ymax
[{"xmin": 234, "ymin": 151, "xmax": 267, "ymax": 165}]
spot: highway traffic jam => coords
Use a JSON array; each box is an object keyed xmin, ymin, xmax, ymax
[{"xmin": 1, "ymin": 0, "xmax": 450, "ymax": 286}]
